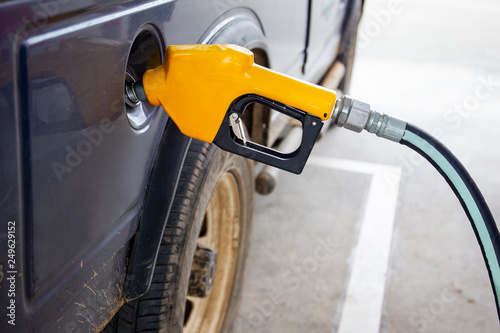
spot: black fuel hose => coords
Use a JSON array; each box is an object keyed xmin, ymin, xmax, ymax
[
  {"xmin": 400, "ymin": 123, "xmax": 500, "ymax": 318},
  {"xmin": 333, "ymin": 95, "xmax": 500, "ymax": 320}
]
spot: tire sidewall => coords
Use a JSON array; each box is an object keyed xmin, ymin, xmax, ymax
[{"xmin": 171, "ymin": 144, "xmax": 254, "ymax": 332}]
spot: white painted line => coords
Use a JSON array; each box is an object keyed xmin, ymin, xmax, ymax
[
  {"xmin": 308, "ymin": 156, "xmax": 402, "ymax": 333},
  {"xmin": 308, "ymin": 156, "xmax": 401, "ymax": 176}
]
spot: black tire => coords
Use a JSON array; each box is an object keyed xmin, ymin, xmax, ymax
[
  {"xmin": 105, "ymin": 141, "xmax": 254, "ymax": 332},
  {"xmin": 337, "ymin": 0, "xmax": 363, "ymax": 94}
]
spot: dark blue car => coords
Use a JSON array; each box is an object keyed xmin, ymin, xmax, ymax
[{"xmin": 0, "ymin": 1, "xmax": 362, "ymax": 331}]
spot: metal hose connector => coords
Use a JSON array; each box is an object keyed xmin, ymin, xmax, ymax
[{"xmin": 332, "ymin": 95, "xmax": 407, "ymax": 142}]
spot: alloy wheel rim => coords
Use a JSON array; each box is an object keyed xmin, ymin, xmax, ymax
[{"xmin": 184, "ymin": 171, "xmax": 241, "ymax": 332}]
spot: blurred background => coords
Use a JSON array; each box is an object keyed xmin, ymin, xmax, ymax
[{"xmin": 238, "ymin": 0, "xmax": 500, "ymax": 332}]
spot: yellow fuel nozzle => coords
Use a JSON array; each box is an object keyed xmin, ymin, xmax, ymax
[{"xmin": 136, "ymin": 44, "xmax": 337, "ymax": 174}]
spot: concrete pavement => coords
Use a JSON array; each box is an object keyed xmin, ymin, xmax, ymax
[{"xmin": 237, "ymin": 0, "xmax": 500, "ymax": 332}]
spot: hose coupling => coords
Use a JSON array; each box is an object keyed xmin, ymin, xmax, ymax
[{"xmin": 332, "ymin": 95, "xmax": 407, "ymax": 142}]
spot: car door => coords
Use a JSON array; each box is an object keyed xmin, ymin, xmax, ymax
[{"xmin": 304, "ymin": 0, "xmax": 347, "ymax": 83}]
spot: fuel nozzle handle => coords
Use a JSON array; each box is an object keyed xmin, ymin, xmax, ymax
[
  {"xmin": 127, "ymin": 44, "xmax": 340, "ymax": 174},
  {"xmin": 132, "ymin": 44, "xmax": 337, "ymax": 143}
]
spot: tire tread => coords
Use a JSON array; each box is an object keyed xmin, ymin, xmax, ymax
[{"xmin": 107, "ymin": 141, "xmax": 212, "ymax": 332}]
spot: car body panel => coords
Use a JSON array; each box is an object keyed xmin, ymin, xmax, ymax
[
  {"xmin": 305, "ymin": 0, "xmax": 346, "ymax": 82},
  {"xmin": 249, "ymin": 0, "xmax": 308, "ymax": 78},
  {"xmin": 2, "ymin": 1, "xmax": 178, "ymax": 331}
]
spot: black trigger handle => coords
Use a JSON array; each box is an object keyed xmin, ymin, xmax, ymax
[{"xmin": 213, "ymin": 94, "xmax": 323, "ymax": 174}]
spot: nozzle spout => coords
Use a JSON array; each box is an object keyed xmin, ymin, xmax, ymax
[{"xmin": 125, "ymin": 81, "xmax": 148, "ymax": 107}]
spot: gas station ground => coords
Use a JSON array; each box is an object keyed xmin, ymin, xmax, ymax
[{"xmin": 237, "ymin": 1, "xmax": 500, "ymax": 332}]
